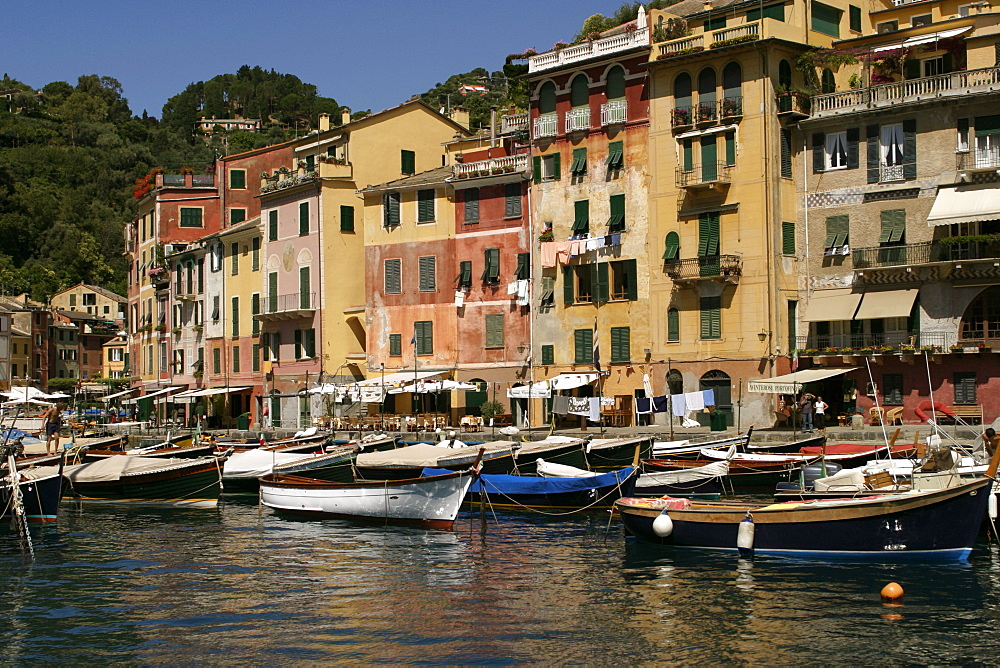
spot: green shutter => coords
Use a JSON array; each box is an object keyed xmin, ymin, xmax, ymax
[
  {"xmin": 299, "ymin": 201, "xmax": 309, "ymax": 235},
  {"xmin": 252, "ymin": 344, "xmax": 260, "ymax": 372},
  {"xmin": 563, "ymin": 265, "xmax": 575, "ymax": 305},
  {"xmin": 574, "ymin": 328, "xmax": 593, "ymax": 363},
  {"xmin": 903, "ymin": 119, "xmax": 916, "ymax": 180},
  {"xmin": 485, "ymin": 313, "xmax": 504, "ymax": 348},
  {"xmin": 624, "ymin": 259, "xmax": 638, "ymax": 301},
  {"xmin": 866, "ymin": 125, "xmax": 880, "ymax": 184},
  {"xmin": 571, "ymin": 147, "xmax": 587, "ymax": 174},
  {"xmin": 340, "ymin": 205, "xmax": 355, "ymax": 232},
  {"xmin": 552, "ymin": 152, "xmax": 561, "ymax": 180},
  {"xmin": 880, "ymin": 210, "xmax": 905, "ymax": 243},
  {"xmin": 418, "ymin": 189, "xmax": 435, "ymax": 222},
  {"xmin": 516, "ymin": 252, "xmax": 530, "ymax": 280},
  {"xmin": 459, "ymin": 260, "xmax": 472, "ymax": 288},
  {"xmin": 251, "ymin": 293, "xmax": 260, "ymax": 335},
  {"xmin": 667, "ymin": 308, "xmax": 680, "ymax": 342},
  {"xmin": 464, "ymin": 188, "xmax": 479, "ymax": 222},
  {"xmin": 482, "ymin": 247, "xmax": 499, "ymax": 283},
  {"xmin": 725, "ymin": 131, "xmax": 736, "ymax": 166},
  {"xmin": 782, "ymin": 221, "xmax": 795, "ymax": 255},
  {"xmin": 573, "ymin": 200, "xmax": 590, "ymax": 234},
  {"xmin": 305, "ymin": 328, "xmax": 316, "ymax": 358},
  {"xmin": 541, "ymin": 344, "xmax": 554, "ymax": 365},
  {"xmin": 401, "ymin": 150, "xmax": 415, "ymax": 175},
  {"xmin": 701, "ymin": 135, "xmax": 717, "ymax": 182},
  {"xmin": 608, "ymin": 193, "xmax": 625, "ymax": 232},
  {"xmin": 533, "ymin": 156, "xmax": 542, "ymax": 183},
  {"xmin": 233, "ymin": 346, "xmax": 240, "ymax": 373},
  {"xmin": 213, "ymin": 347, "xmax": 221, "ymax": 374},
  {"xmin": 849, "ymin": 5, "xmax": 861, "ymax": 31},
  {"xmin": 825, "ymin": 215, "xmax": 849, "ymax": 248},
  {"xmin": 812, "ymin": 1, "xmax": 841, "ymax": 37},
  {"xmin": 389, "ymin": 334, "xmax": 402, "ymax": 356},
  {"xmin": 975, "ymin": 115, "xmax": 1000, "ymax": 136},
  {"xmin": 663, "ymin": 231, "xmax": 680, "ymax": 260},
  {"xmin": 232, "ymin": 296, "xmax": 239, "ymax": 337},
  {"xmin": 700, "ymin": 296, "xmax": 722, "ymax": 339},
  {"xmin": 607, "ymin": 67, "xmax": 626, "ymax": 100},
  {"xmin": 268, "ymin": 210, "xmax": 278, "ymax": 241},
  {"xmin": 683, "ymin": 139, "xmax": 693, "ymax": 172},
  {"xmin": 606, "ymin": 140, "xmax": 623, "ymax": 168},
  {"xmin": 231, "ymin": 242, "xmax": 239, "ymax": 274},
  {"xmin": 813, "ymin": 132, "xmax": 826, "ymax": 173},
  {"xmin": 611, "ymin": 327, "xmax": 630, "ymax": 363},
  {"xmin": 384, "ymin": 192, "xmax": 400, "ymax": 227},
  {"xmin": 294, "ymin": 329, "xmax": 302, "ymax": 359},
  {"xmin": 268, "ymin": 272, "xmax": 278, "ymax": 311},
  {"xmin": 780, "ymin": 129, "xmax": 792, "ymax": 178},
  {"xmin": 705, "ymin": 16, "xmax": 726, "ymax": 30},
  {"xmin": 748, "ymin": 3, "xmax": 784, "ymax": 21},
  {"xmin": 505, "ymin": 183, "xmax": 521, "ymax": 218},
  {"xmin": 299, "ymin": 266, "xmax": 310, "ymax": 308},
  {"xmin": 415, "ymin": 321, "xmax": 433, "ymax": 355},
  {"xmin": 594, "ymin": 262, "xmax": 609, "ymax": 304},
  {"xmin": 385, "ymin": 259, "xmax": 401, "ymax": 294},
  {"xmin": 846, "ymin": 128, "xmax": 860, "ymax": 169},
  {"xmin": 698, "ymin": 212, "xmax": 720, "ymax": 256},
  {"xmin": 419, "ymin": 256, "xmax": 436, "ymax": 291}
]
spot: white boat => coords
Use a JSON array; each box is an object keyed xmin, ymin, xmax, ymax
[{"xmin": 259, "ymin": 469, "xmax": 476, "ymax": 528}]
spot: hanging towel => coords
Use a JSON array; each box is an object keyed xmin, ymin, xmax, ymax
[
  {"xmin": 540, "ymin": 242, "xmax": 558, "ymax": 268},
  {"xmin": 588, "ymin": 397, "xmax": 601, "ymax": 423},
  {"xmin": 685, "ymin": 391, "xmax": 705, "ymax": 411},
  {"xmin": 516, "ymin": 279, "xmax": 530, "ymax": 306},
  {"xmin": 671, "ymin": 393, "xmax": 687, "ymax": 417},
  {"xmin": 702, "ymin": 388, "xmax": 716, "ymax": 407},
  {"xmin": 585, "ymin": 237, "xmax": 601, "ymax": 252},
  {"xmin": 552, "ymin": 395, "xmax": 570, "ymax": 415},
  {"xmin": 611, "ymin": 233, "xmax": 622, "ymax": 246},
  {"xmin": 567, "ymin": 397, "xmax": 590, "ymax": 416},
  {"xmin": 454, "ymin": 291, "xmax": 465, "ymax": 307},
  {"xmin": 507, "ymin": 281, "xmax": 518, "ymax": 296},
  {"xmin": 635, "ymin": 397, "xmax": 653, "ymax": 414},
  {"xmin": 652, "ymin": 396, "xmax": 669, "ymax": 413},
  {"xmin": 555, "ymin": 242, "xmax": 572, "ymax": 265}
]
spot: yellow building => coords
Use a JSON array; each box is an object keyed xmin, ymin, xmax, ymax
[
  {"xmin": 102, "ymin": 336, "xmax": 128, "ymax": 379},
  {"xmin": 10, "ymin": 324, "xmax": 31, "ymax": 384},
  {"xmin": 50, "ymin": 283, "xmax": 126, "ymax": 323}
]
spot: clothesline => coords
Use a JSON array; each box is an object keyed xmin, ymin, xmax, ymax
[{"xmin": 540, "ymin": 234, "xmax": 624, "ymax": 268}]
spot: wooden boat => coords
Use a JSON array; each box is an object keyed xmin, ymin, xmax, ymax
[
  {"xmin": 259, "ymin": 468, "xmax": 478, "ymax": 528},
  {"xmin": 799, "ymin": 442, "xmax": 915, "ymax": 457},
  {"xmin": 83, "ymin": 442, "xmax": 217, "ymax": 461},
  {"xmin": 651, "ymin": 427, "xmax": 753, "ymax": 459},
  {"xmin": 1, "ymin": 458, "xmax": 65, "ymax": 524},
  {"xmin": 584, "ymin": 436, "xmax": 654, "ymax": 471},
  {"xmin": 61, "ymin": 455, "xmax": 223, "ymax": 507},
  {"xmin": 222, "ymin": 445, "xmax": 357, "ymax": 493},
  {"xmin": 354, "ymin": 441, "xmax": 520, "ymax": 480},
  {"xmin": 443, "ymin": 465, "xmax": 637, "ymax": 511},
  {"xmin": 699, "ymin": 445, "xmax": 911, "ymax": 471},
  {"xmin": 617, "ymin": 475, "xmax": 994, "ymax": 562},
  {"xmin": 644, "ymin": 453, "xmax": 809, "ymax": 491},
  {"xmin": 745, "ymin": 433, "xmax": 826, "ymax": 454}
]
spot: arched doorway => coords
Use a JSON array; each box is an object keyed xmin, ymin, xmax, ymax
[
  {"xmin": 700, "ymin": 370, "xmax": 733, "ymax": 426},
  {"xmin": 960, "ymin": 286, "xmax": 1000, "ymax": 343},
  {"xmin": 464, "ymin": 379, "xmax": 488, "ymax": 416},
  {"xmin": 666, "ymin": 369, "xmax": 683, "ymax": 395}
]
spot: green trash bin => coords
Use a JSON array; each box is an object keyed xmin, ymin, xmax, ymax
[
  {"xmin": 237, "ymin": 413, "xmax": 249, "ymax": 431},
  {"xmin": 709, "ymin": 410, "xmax": 726, "ymax": 432}
]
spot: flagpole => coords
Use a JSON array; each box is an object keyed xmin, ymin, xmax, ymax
[
  {"xmin": 412, "ymin": 328, "xmax": 418, "ymax": 428},
  {"xmin": 594, "ymin": 317, "xmax": 604, "ymax": 437}
]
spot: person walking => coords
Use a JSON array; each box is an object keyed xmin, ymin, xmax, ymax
[
  {"xmin": 799, "ymin": 392, "xmax": 815, "ymax": 433},
  {"xmin": 43, "ymin": 403, "xmax": 63, "ymax": 455},
  {"xmin": 814, "ymin": 395, "xmax": 828, "ymax": 432}
]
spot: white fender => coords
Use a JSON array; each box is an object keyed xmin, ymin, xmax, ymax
[
  {"xmin": 737, "ymin": 514, "xmax": 755, "ymax": 557},
  {"xmin": 652, "ymin": 511, "xmax": 674, "ymax": 538},
  {"xmin": 989, "ymin": 490, "xmax": 998, "ymax": 520}
]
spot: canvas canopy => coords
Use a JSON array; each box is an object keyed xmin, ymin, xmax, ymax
[
  {"xmin": 429, "ymin": 466, "xmax": 636, "ymax": 495},
  {"xmin": 62, "ymin": 456, "xmax": 200, "ymax": 483},
  {"xmin": 926, "ymin": 184, "xmax": 1000, "ymax": 226},
  {"xmin": 356, "ymin": 442, "xmax": 517, "ymax": 468},
  {"xmin": 747, "ymin": 367, "xmax": 855, "ymax": 394},
  {"xmin": 222, "ymin": 450, "xmax": 316, "ymax": 479}
]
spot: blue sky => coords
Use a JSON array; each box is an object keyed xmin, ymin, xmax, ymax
[{"xmin": 4, "ymin": 0, "xmax": 617, "ymax": 118}]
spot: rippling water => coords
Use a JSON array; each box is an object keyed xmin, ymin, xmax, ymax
[{"xmin": 3, "ymin": 499, "xmax": 1000, "ymax": 664}]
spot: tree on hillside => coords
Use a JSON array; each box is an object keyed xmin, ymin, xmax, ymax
[
  {"xmin": 417, "ymin": 68, "xmax": 527, "ymax": 132},
  {"xmin": 573, "ymin": 0, "xmax": 684, "ymax": 42}
]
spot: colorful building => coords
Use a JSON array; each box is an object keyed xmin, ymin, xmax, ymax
[{"xmin": 50, "ymin": 283, "xmax": 126, "ymax": 323}]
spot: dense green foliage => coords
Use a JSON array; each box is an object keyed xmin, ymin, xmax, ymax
[
  {"xmin": 573, "ymin": 1, "xmax": 684, "ymax": 42},
  {"xmin": 417, "ymin": 67, "xmax": 527, "ymax": 132}
]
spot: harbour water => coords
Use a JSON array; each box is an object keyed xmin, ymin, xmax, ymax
[{"xmin": 4, "ymin": 499, "xmax": 1000, "ymax": 664}]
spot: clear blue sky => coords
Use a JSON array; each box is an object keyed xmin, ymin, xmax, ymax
[{"xmin": 4, "ymin": 0, "xmax": 617, "ymax": 118}]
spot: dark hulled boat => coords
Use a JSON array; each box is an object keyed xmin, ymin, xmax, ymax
[{"xmin": 62, "ymin": 455, "xmax": 222, "ymax": 507}]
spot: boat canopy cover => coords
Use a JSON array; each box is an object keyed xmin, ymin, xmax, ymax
[
  {"xmin": 357, "ymin": 442, "xmax": 518, "ymax": 468},
  {"xmin": 423, "ymin": 467, "xmax": 636, "ymax": 495},
  {"xmin": 223, "ymin": 450, "xmax": 316, "ymax": 479},
  {"xmin": 635, "ymin": 460, "xmax": 730, "ymax": 487},
  {"xmin": 62, "ymin": 456, "xmax": 203, "ymax": 483}
]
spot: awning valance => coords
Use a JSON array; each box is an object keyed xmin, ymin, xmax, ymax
[
  {"xmin": 854, "ymin": 288, "xmax": 919, "ymax": 320},
  {"xmin": 172, "ymin": 386, "xmax": 252, "ymax": 398},
  {"xmin": 926, "ymin": 184, "xmax": 1000, "ymax": 226},
  {"xmin": 507, "ymin": 381, "xmax": 552, "ymax": 399},
  {"xmin": 549, "ymin": 373, "xmax": 599, "ymax": 390},
  {"xmin": 871, "ymin": 26, "xmax": 971, "ymax": 52},
  {"xmin": 122, "ymin": 386, "xmax": 184, "ymax": 404},
  {"xmin": 748, "ymin": 368, "xmax": 856, "ymax": 394},
  {"xmin": 800, "ymin": 289, "xmax": 862, "ymax": 322},
  {"xmin": 98, "ymin": 388, "xmax": 136, "ymax": 402}
]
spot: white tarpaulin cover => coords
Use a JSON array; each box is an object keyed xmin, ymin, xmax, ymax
[
  {"xmin": 926, "ymin": 184, "xmax": 1000, "ymax": 226},
  {"xmin": 62, "ymin": 456, "xmax": 199, "ymax": 483},
  {"xmin": 98, "ymin": 388, "xmax": 135, "ymax": 402},
  {"xmin": 635, "ymin": 460, "xmax": 731, "ymax": 488},
  {"xmin": 1, "ymin": 387, "xmax": 49, "ymax": 402},
  {"xmin": 222, "ymin": 449, "xmax": 316, "ymax": 479},
  {"xmin": 747, "ymin": 367, "xmax": 855, "ymax": 394},
  {"xmin": 871, "ymin": 26, "xmax": 971, "ymax": 52},
  {"xmin": 122, "ymin": 387, "xmax": 184, "ymax": 404}
]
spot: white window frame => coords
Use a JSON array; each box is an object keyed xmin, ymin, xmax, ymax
[
  {"xmin": 541, "ymin": 154, "xmax": 558, "ymax": 180},
  {"xmin": 825, "ymin": 131, "xmax": 849, "ymax": 170},
  {"xmin": 922, "ymin": 56, "xmax": 945, "ymax": 77},
  {"xmin": 958, "ymin": 122, "xmax": 970, "ymax": 153}
]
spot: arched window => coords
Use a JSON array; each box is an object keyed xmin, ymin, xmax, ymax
[
  {"xmin": 570, "ymin": 74, "xmax": 590, "ymax": 108},
  {"xmin": 538, "ymin": 81, "xmax": 556, "ymax": 114},
  {"xmin": 667, "ymin": 308, "xmax": 680, "ymax": 342},
  {"xmin": 961, "ymin": 286, "xmax": 1000, "ymax": 340},
  {"xmin": 675, "ymin": 73, "xmax": 692, "ymax": 106},
  {"xmin": 697, "ymin": 68, "xmax": 717, "ymax": 121},
  {"xmin": 821, "ymin": 68, "xmax": 836, "ymax": 94},
  {"xmin": 666, "ymin": 369, "xmax": 683, "ymax": 395},
  {"xmin": 606, "ymin": 66, "xmax": 626, "ymax": 100},
  {"xmin": 663, "ymin": 231, "xmax": 680, "ymax": 260},
  {"xmin": 722, "ymin": 62, "xmax": 742, "ymax": 99},
  {"xmin": 778, "ymin": 59, "xmax": 792, "ymax": 90}
]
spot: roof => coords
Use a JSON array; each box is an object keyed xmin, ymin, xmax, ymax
[
  {"xmin": 10, "ymin": 325, "xmax": 29, "ymax": 337},
  {"xmin": 360, "ymin": 166, "xmax": 453, "ymax": 194},
  {"xmin": 52, "ymin": 282, "xmax": 126, "ymax": 303}
]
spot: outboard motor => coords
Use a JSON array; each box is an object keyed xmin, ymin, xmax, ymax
[{"xmin": 802, "ymin": 462, "xmax": 842, "ymax": 489}]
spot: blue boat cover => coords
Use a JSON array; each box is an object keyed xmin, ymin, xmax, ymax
[
  {"xmin": 422, "ymin": 467, "xmax": 636, "ymax": 495},
  {"xmin": 1, "ymin": 428, "xmax": 41, "ymax": 444}
]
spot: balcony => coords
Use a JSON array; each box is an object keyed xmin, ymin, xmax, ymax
[
  {"xmin": 528, "ymin": 27, "xmax": 649, "ymax": 73},
  {"xmin": 776, "ymin": 91, "xmax": 810, "ymax": 117},
  {"xmin": 719, "ymin": 96, "xmax": 742, "ymax": 119},
  {"xmin": 318, "ymin": 159, "xmax": 352, "ymax": 179},
  {"xmin": 534, "ymin": 112, "xmax": 558, "ymax": 139},
  {"xmin": 794, "ymin": 332, "xmax": 950, "ymax": 354},
  {"xmin": 676, "ymin": 162, "xmax": 732, "ymax": 188},
  {"xmin": 671, "ymin": 105, "xmax": 694, "ymax": 129},
  {"xmin": 453, "ymin": 154, "xmax": 529, "ymax": 180},
  {"xmin": 601, "ymin": 100, "xmax": 627, "ymax": 126},
  {"xmin": 565, "ymin": 107, "xmax": 591, "ymax": 133},
  {"xmin": 852, "ymin": 242, "xmax": 933, "ymax": 270},
  {"xmin": 810, "ymin": 67, "xmax": 1000, "ymax": 120},
  {"xmin": 657, "ymin": 35, "xmax": 703, "ymax": 58},
  {"xmin": 255, "ymin": 292, "xmax": 317, "ymax": 322},
  {"xmin": 260, "ymin": 168, "xmax": 319, "ymax": 194},
  {"xmin": 957, "ymin": 147, "xmax": 1000, "ymax": 171},
  {"xmin": 665, "ymin": 255, "xmax": 742, "ymax": 286},
  {"xmin": 500, "ymin": 112, "xmax": 529, "ymax": 136},
  {"xmin": 710, "ymin": 22, "xmax": 759, "ymax": 46},
  {"xmin": 696, "ymin": 101, "xmax": 717, "ymax": 124}
]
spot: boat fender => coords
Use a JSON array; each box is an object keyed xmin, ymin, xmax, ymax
[
  {"xmin": 990, "ymin": 491, "xmax": 998, "ymax": 520},
  {"xmin": 652, "ymin": 510, "xmax": 674, "ymax": 538},
  {"xmin": 737, "ymin": 512, "xmax": 755, "ymax": 557}
]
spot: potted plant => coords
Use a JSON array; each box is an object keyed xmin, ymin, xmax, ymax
[
  {"xmin": 919, "ymin": 345, "xmax": 937, "ymax": 353},
  {"xmin": 899, "ymin": 344, "xmax": 916, "ymax": 354},
  {"xmin": 821, "ymin": 347, "xmax": 839, "ymax": 355},
  {"xmin": 155, "ymin": 324, "xmax": 166, "ymax": 333},
  {"xmin": 193, "ymin": 325, "xmax": 203, "ymax": 334},
  {"xmin": 858, "ymin": 346, "xmax": 875, "ymax": 355},
  {"xmin": 539, "ymin": 230, "xmax": 554, "ymax": 243},
  {"xmin": 479, "ymin": 400, "xmax": 505, "ymax": 422},
  {"xmin": 803, "ymin": 348, "xmax": 819, "ymax": 356},
  {"xmin": 950, "ymin": 344, "xmax": 965, "ymax": 353},
  {"xmin": 876, "ymin": 345, "xmax": 894, "ymax": 354},
  {"xmin": 171, "ymin": 327, "xmax": 182, "ymax": 336},
  {"xmin": 978, "ymin": 342, "xmax": 992, "ymax": 353}
]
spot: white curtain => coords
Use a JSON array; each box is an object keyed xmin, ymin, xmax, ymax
[{"xmin": 881, "ymin": 124, "xmax": 904, "ymax": 166}]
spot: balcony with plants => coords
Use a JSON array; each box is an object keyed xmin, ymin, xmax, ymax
[
  {"xmin": 853, "ymin": 233, "xmax": 1000, "ymax": 275},
  {"xmin": 453, "ymin": 154, "xmax": 529, "ymax": 180},
  {"xmin": 528, "ymin": 23, "xmax": 649, "ymax": 73},
  {"xmin": 793, "ymin": 332, "xmax": 950, "ymax": 357},
  {"xmin": 259, "ymin": 165, "xmax": 319, "ymax": 194},
  {"xmin": 665, "ymin": 255, "xmax": 742, "ymax": 285}
]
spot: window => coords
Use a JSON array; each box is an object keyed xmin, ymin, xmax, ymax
[
  {"xmin": 570, "ymin": 147, "xmax": 587, "ymax": 175},
  {"xmin": 299, "ymin": 202, "xmax": 309, "ymax": 236},
  {"xmin": 515, "ymin": 252, "xmax": 530, "ymax": 280},
  {"xmin": 505, "ymin": 183, "xmax": 522, "ymax": 218},
  {"xmin": 179, "ymin": 207, "xmax": 203, "ymax": 228},
  {"xmin": 782, "ymin": 222, "xmax": 796, "ymax": 255},
  {"xmin": 954, "ymin": 372, "xmax": 977, "ymax": 405},
  {"xmin": 541, "ymin": 344, "xmax": 554, "ymax": 365},
  {"xmin": 457, "ymin": 260, "xmax": 472, "ymax": 289},
  {"xmin": 824, "ymin": 215, "xmax": 849, "ymax": 254},
  {"xmin": 663, "ymin": 231, "xmax": 680, "ymax": 260},
  {"xmin": 698, "ymin": 211, "xmax": 720, "ymax": 260},
  {"xmin": 485, "ymin": 313, "xmax": 504, "ymax": 349},
  {"xmin": 540, "ymin": 276, "xmax": 555, "ymax": 309},
  {"xmin": 700, "ymin": 296, "xmax": 722, "ymax": 339},
  {"xmin": 299, "ymin": 267, "xmax": 311, "ymax": 309},
  {"xmin": 271, "ymin": 396, "xmax": 281, "ymax": 429},
  {"xmin": 212, "ymin": 347, "xmax": 221, "ymax": 374},
  {"xmin": 230, "ymin": 209, "xmax": 246, "ymax": 225},
  {"xmin": 922, "ymin": 56, "xmax": 944, "ymax": 77},
  {"xmin": 232, "ymin": 296, "xmax": 239, "ymax": 336},
  {"xmin": 418, "ymin": 256, "xmax": 436, "ymax": 292},
  {"xmin": 533, "ymin": 153, "xmax": 561, "ymax": 182},
  {"xmin": 606, "ymin": 140, "xmax": 624, "ymax": 169},
  {"xmin": 611, "ymin": 259, "xmax": 638, "ymax": 301},
  {"xmin": 229, "ymin": 169, "xmax": 246, "ymax": 190},
  {"xmin": 252, "ymin": 344, "xmax": 260, "ymax": 372},
  {"xmin": 294, "ymin": 328, "xmax": 316, "ymax": 358},
  {"xmin": 251, "ymin": 293, "xmax": 260, "ymax": 335},
  {"xmin": 812, "ymin": 1, "xmax": 841, "ymax": 37},
  {"xmin": 880, "ymin": 123, "xmax": 906, "ymax": 177},
  {"xmin": 212, "ymin": 295, "xmax": 220, "ymax": 322},
  {"xmin": 417, "ymin": 189, "xmax": 435, "ymax": 223},
  {"xmin": 700, "ymin": 135, "xmax": 718, "ymax": 181},
  {"xmin": 383, "ymin": 192, "xmax": 401, "ymax": 227},
  {"xmin": 911, "ymin": 13, "xmax": 931, "ymax": 27},
  {"xmin": 574, "ymin": 328, "xmax": 594, "ymax": 364},
  {"xmin": 384, "ymin": 259, "xmax": 402, "ymax": 294},
  {"xmin": 849, "ymin": 5, "xmax": 862, "ymax": 31},
  {"xmin": 879, "ymin": 209, "xmax": 906, "ymax": 245},
  {"xmin": 267, "ymin": 272, "xmax": 278, "ymax": 312},
  {"xmin": 724, "ymin": 131, "xmax": 736, "ymax": 167},
  {"xmin": 883, "ymin": 373, "xmax": 903, "ymax": 405},
  {"xmin": 572, "ymin": 200, "xmax": 590, "ymax": 236},
  {"xmin": 608, "ymin": 194, "xmax": 626, "ymax": 233},
  {"xmin": 414, "ymin": 320, "xmax": 433, "ymax": 355},
  {"xmin": 482, "ymin": 248, "xmax": 500, "ymax": 284},
  {"xmin": 69, "ymin": 294, "xmax": 76, "ymax": 306},
  {"xmin": 705, "ymin": 15, "xmax": 726, "ymax": 30},
  {"xmin": 268, "ymin": 210, "xmax": 278, "ymax": 241},
  {"xmin": 780, "ymin": 129, "xmax": 792, "ymax": 178},
  {"xmin": 232, "ymin": 345, "xmax": 241, "ymax": 373},
  {"xmin": 747, "ymin": 3, "xmax": 784, "ymax": 21},
  {"xmin": 821, "ymin": 68, "xmax": 835, "ymax": 94},
  {"xmin": 958, "ymin": 118, "xmax": 970, "ymax": 153},
  {"xmin": 464, "ymin": 188, "xmax": 480, "ymax": 223},
  {"xmin": 975, "ymin": 115, "xmax": 1000, "ymax": 167},
  {"xmin": 389, "ymin": 334, "xmax": 402, "ymax": 357},
  {"xmin": 401, "ymin": 150, "xmax": 415, "ymax": 175},
  {"xmin": 826, "ymin": 131, "xmax": 848, "ymax": 170},
  {"xmin": 606, "ymin": 66, "xmax": 626, "ymax": 100},
  {"xmin": 340, "ymin": 205, "xmax": 355, "ymax": 232},
  {"xmin": 211, "ymin": 243, "xmax": 223, "ymax": 272},
  {"xmin": 231, "ymin": 242, "xmax": 239, "ymax": 275},
  {"xmin": 304, "ymin": 154, "xmax": 315, "ymax": 172},
  {"xmin": 667, "ymin": 308, "xmax": 680, "ymax": 342},
  {"xmin": 877, "ymin": 20, "xmax": 898, "ymax": 34},
  {"xmin": 611, "ymin": 327, "xmax": 630, "ymax": 363}
]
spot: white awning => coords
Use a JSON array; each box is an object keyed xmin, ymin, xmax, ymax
[
  {"xmin": 926, "ymin": 184, "xmax": 1000, "ymax": 226},
  {"xmin": 549, "ymin": 373, "xmax": 599, "ymax": 390},
  {"xmin": 172, "ymin": 386, "xmax": 252, "ymax": 398},
  {"xmin": 352, "ymin": 371, "xmax": 444, "ymax": 387},
  {"xmin": 800, "ymin": 289, "xmax": 862, "ymax": 322},
  {"xmin": 854, "ymin": 288, "xmax": 919, "ymax": 320},
  {"xmin": 748, "ymin": 367, "xmax": 856, "ymax": 394},
  {"xmin": 98, "ymin": 388, "xmax": 136, "ymax": 402},
  {"xmin": 507, "ymin": 381, "xmax": 552, "ymax": 399},
  {"xmin": 122, "ymin": 386, "xmax": 184, "ymax": 404},
  {"xmin": 871, "ymin": 26, "xmax": 971, "ymax": 52}
]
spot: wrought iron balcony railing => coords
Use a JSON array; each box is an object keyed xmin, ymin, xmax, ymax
[
  {"xmin": 665, "ymin": 255, "xmax": 742, "ymax": 281},
  {"xmin": 676, "ymin": 162, "xmax": 732, "ymax": 187}
]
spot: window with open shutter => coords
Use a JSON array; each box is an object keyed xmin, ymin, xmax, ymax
[
  {"xmin": 505, "ymin": 183, "xmax": 522, "ymax": 218},
  {"xmin": 570, "ymin": 147, "xmax": 587, "ymax": 175},
  {"xmin": 593, "ymin": 263, "xmax": 609, "ymax": 303},
  {"xmin": 668, "ymin": 308, "xmax": 680, "ymax": 342},
  {"xmin": 954, "ymin": 371, "xmax": 977, "ymax": 404},
  {"xmin": 663, "ymin": 231, "xmax": 680, "ymax": 260},
  {"xmin": 481, "ymin": 248, "xmax": 500, "ymax": 283},
  {"xmin": 485, "ymin": 313, "xmax": 504, "ymax": 348},
  {"xmin": 294, "ymin": 329, "xmax": 302, "ymax": 359},
  {"xmin": 299, "ymin": 202, "xmax": 309, "ymax": 236},
  {"xmin": 574, "ymin": 328, "xmax": 593, "ymax": 364},
  {"xmin": 457, "ymin": 260, "xmax": 472, "ymax": 289},
  {"xmin": 780, "ymin": 129, "xmax": 792, "ymax": 178},
  {"xmin": 540, "ymin": 275, "xmax": 555, "ymax": 308},
  {"xmin": 541, "ymin": 344, "xmax": 554, "ymax": 365},
  {"xmin": 304, "ymin": 328, "xmax": 316, "ymax": 358},
  {"xmin": 232, "ymin": 296, "xmax": 239, "ymax": 337},
  {"xmin": 606, "ymin": 140, "xmax": 624, "ymax": 169},
  {"xmin": 824, "ymin": 215, "xmax": 849, "ymax": 249},
  {"xmin": 417, "ymin": 189, "xmax": 435, "ymax": 222},
  {"xmin": 401, "ymin": 150, "xmax": 415, "ymax": 175},
  {"xmin": 340, "ymin": 205, "xmax": 355, "ymax": 232},
  {"xmin": 782, "ymin": 221, "xmax": 796, "ymax": 255},
  {"xmin": 700, "ymin": 296, "xmax": 722, "ymax": 339},
  {"xmin": 515, "ymin": 252, "xmax": 530, "ymax": 280},
  {"xmin": 698, "ymin": 212, "xmax": 720, "ymax": 256},
  {"xmin": 563, "ymin": 266, "xmax": 575, "ymax": 305},
  {"xmin": 268, "ymin": 210, "xmax": 278, "ymax": 241},
  {"xmin": 573, "ymin": 200, "xmax": 590, "ymax": 235},
  {"xmin": 389, "ymin": 334, "xmax": 402, "ymax": 357},
  {"xmin": 251, "ymin": 293, "xmax": 260, "ymax": 335},
  {"xmin": 608, "ymin": 194, "xmax": 625, "ymax": 232},
  {"xmin": 252, "ymin": 237, "xmax": 260, "ymax": 270},
  {"xmin": 415, "ymin": 320, "xmax": 433, "ymax": 355},
  {"xmin": 464, "ymin": 188, "xmax": 480, "ymax": 223},
  {"xmin": 879, "ymin": 209, "xmax": 905, "ymax": 244},
  {"xmin": 611, "ymin": 326, "xmax": 630, "ymax": 363},
  {"xmin": 418, "ymin": 256, "xmax": 436, "ymax": 292},
  {"xmin": 384, "ymin": 192, "xmax": 400, "ymax": 227},
  {"xmin": 384, "ymin": 259, "xmax": 402, "ymax": 294}
]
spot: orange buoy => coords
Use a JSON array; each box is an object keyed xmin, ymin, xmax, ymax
[{"xmin": 881, "ymin": 582, "xmax": 904, "ymax": 601}]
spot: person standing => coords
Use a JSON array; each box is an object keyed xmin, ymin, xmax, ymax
[
  {"xmin": 43, "ymin": 403, "xmax": 62, "ymax": 455},
  {"xmin": 799, "ymin": 393, "xmax": 815, "ymax": 433},
  {"xmin": 814, "ymin": 395, "xmax": 828, "ymax": 432}
]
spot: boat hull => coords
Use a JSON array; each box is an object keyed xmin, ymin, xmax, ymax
[
  {"xmin": 617, "ymin": 478, "xmax": 993, "ymax": 561},
  {"xmin": 64, "ymin": 460, "xmax": 222, "ymax": 507},
  {"xmin": 1, "ymin": 471, "xmax": 63, "ymax": 523},
  {"xmin": 465, "ymin": 467, "xmax": 637, "ymax": 511}
]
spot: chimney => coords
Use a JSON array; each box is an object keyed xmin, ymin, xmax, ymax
[
  {"xmin": 450, "ymin": 107, "xmax": 471, "ymax": 131},
  {"xmin": 341, "ymin": 108, "xmax": 351, "ymax": 125},
  {"xmin": 703, "ymin": 0, "xmax": 713, "ymax": 8},
  {"xmin": 318, "ymin": 113, "xmax": 330, "ymax": 132}
]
